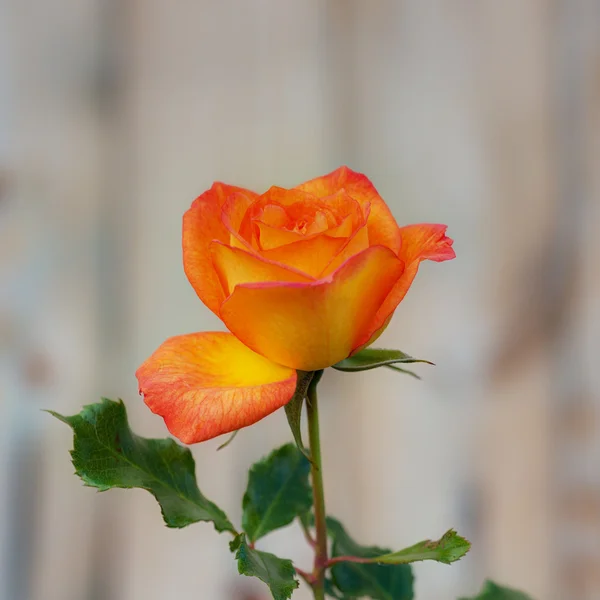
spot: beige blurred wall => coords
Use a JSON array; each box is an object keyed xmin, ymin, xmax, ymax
[{"xmin": 1, "ymin": 1, "xmax": 599, "ymax": 600}]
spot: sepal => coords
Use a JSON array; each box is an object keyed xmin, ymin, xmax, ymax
[
  {"xmin": 333, "ymin": 347, "xmax": 432, "ymax": 373},
  {"xmin": 284, "ymin": 370, "xmax": 316, "ymax": 459}
]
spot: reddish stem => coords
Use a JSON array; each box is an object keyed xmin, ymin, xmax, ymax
[
  {"xmin": 325, "ymin": 555, "xmax": 373, "ymax": 567},
  {"xmin": 295, "ymin": 567, "xmax": 316, "ymax": 585},
  {"xmin": 300, "ymin": 520, "xmax": 317, "ymax": 549}
]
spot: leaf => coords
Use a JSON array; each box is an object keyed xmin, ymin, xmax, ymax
[
  {"xmin": 373, "ymin": 529, "xmax": 471, "ymax": 565},
  {"xmin": 243, "ymin": 443, "xmax": 312, "ymax": 542},
  {"xmin": 327, "ymin": 517, "xmax": 414, "ymax": 600},
  {"xmin": 231, "ymin": 534, "xmax": 299, "ymax": 600},
  {"xmin": 49, "ymin": 398, "xmax": 235, "ymax": 532},
  {"xmin": 458, "ymin": 580, "xmax": 534, "ymax": 600},
  {"xmin": 332, "ymin": 348, "xmax": 433, "ymax": 372},
  {"xmin": 325, "ymin": 577, "xmax": 354, "ymax": 599}
]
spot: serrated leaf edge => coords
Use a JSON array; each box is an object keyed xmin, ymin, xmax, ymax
[
  {"xmin": 368, "ymin": 529, "xmax": 471, "ymax": 565},
  {"xmin": 49, "ymin": 399, "xmax": 236, "ymax": 533}
]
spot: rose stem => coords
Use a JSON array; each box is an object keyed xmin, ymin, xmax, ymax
[{"xmin": 306, "ymin": 370, "xmax": 327, "ymax": 600}]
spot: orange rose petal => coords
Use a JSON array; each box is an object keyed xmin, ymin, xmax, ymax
[
  {"xmin": 256, "ymin": 211, "xmax": 358, "ymax": 250},
  {"xmin": 318, "ymin": 190, "xmax": 366, "ymax": 232},
  {"xmin": 321, "ymin": 224, "xmax": 370, "ymax": 276},
  {"xmin": 210, "ymin": 241, "xmax": 313, "ymax": 297},
  {"xmin": 353, "ymin": 223, "xmax": 455, "ymax": 350},
  {"xmin": 258, "ymin": 186, "xmax": 323, "ymax": 209},
  {"xmin": 219, "ymin": 246, "xmax": 404, "ymax": 371},
  {"xmin": 295, "ymin": 166, "xmax": 402, "ymax": 254},
  {"xmin": 396, "ymin": 223, "xmax": 456, "ymax": 264},
  {"xmin": 260, "ymin": 234, "xmax": 348, "ymax": 278},
  {"xmin": 183, "ymin": 183, "xmax": 257, "ymax": 314},
  {"xmin": 257, "ymin": 204, "xmax": 289, "ymax": 228},
  {"xmin": 324, "ymin": 213, "xmax": 355, "ymax": 238},
  {"xmin": 136, "ymin": 332, "xmax": 297, "ymax": 444},
  {"xmin": 221, "ymin": 192, "xmax": 257, "ymax": 252},
  {"xmin": 255, "ymin": 220, "xmax": 309, "ymax": 250}
]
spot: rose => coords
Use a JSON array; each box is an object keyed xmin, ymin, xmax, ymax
[{"xmin": 136, "ymin": 167, "xmax": 454, "ymax": 443}]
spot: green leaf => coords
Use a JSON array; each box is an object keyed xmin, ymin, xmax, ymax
[
  {"xmin": 49, "ymin": 398, "xmax": 235, "ymax": 532},
  {"xmin": 325, "ymin": 577, "xmax": 355, "ymax": 599},
  {"xmin": 231, "ymin": 534, "xmax": 299, "ymax": 600},
  {"xmin": 458, "ymin": 580, "xmax": 534, "ymax": 600},
  {"xmin": 373, "ymin": 529, "xmax": 471, "ymax": 565},
  {"xmin": 332, "ymin": 348, "xmax": 433, "ymax": 372},
  {"xmin": 243, "ymin": 443, "xmax": 312, "ymax": 542},
  {"xmin": 327, "ymin": 517, "xmax": 414, "ymax": 600},
  {"xmin": 284, "ymin": 370, "xmax": 314, "ymax": 460}
]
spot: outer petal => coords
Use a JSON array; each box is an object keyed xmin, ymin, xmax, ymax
[
  {"xmin": 136, "ymin": 332, "xmax": 297, "ymax": 444},
  {"xmin": 353, "ymin": 224, "xmax": 455, "ymax": 350},
  {"xmin": 183, "ymin": 183, "xmax": 258, "ymax": 314},
  {"xmin": 295, "ymin": 166, "xmax": 402, "ymax": 254},
  {"xmin": 219, "ymin": 246, "xmax": 404, "ymax": 371}
]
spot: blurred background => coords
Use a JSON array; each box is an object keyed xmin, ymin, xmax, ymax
[{"xmin": 1, "ymin": 1, "xmax": 599, "ymax": 599}]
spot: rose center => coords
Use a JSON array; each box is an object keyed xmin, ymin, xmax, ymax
[{"xmin": 291, "ymin": 219, "xmax": 308, "ymax": 234}]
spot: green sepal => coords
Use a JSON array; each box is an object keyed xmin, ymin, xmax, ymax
[
  {"xmin": 385, "ymin": 364, "xmax": 421, "ymax": 379},
  {"xmin": 230, "ymin": 533, "xmax": 299, "ymax": 600},
  {"xmin": 332, "ymin": 348, "xmax": 433, "ymax": 372},
  {"xmin": 242, "ymin": 443, "xmax": 312, "ymax": 542},
  {"xmin": 372, "ymin": 529, "xmax": 470, "ymax": 565},
  {"xmin": 284, "ymin": 370, "xmax": 314, "ymax": 460},
  {"xmin": 327, "ymin": 517, "xmax": 414, "ymax": 600},
  {"xmin": 49, "ymin": 398, "xmax": 235, "ymax": 532},
  {"xmin": 458, "ymin": 580, "xmax": 534, "ymax": 600},
  {"xmin": 217, "ymin": 429, "xmax": 239, "ymax": 451}
]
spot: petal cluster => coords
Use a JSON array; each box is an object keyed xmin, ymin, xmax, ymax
[{"xmin": 137, "ymin": 167, "xmax": 455, "ymax": 443}]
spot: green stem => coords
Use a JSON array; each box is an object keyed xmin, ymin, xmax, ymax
[{"xmin": 306, "ymin": 370, "xmax": 327, "ymax": 600}]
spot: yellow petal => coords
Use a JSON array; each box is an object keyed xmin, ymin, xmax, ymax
[
  {"xmin": 219, "ymin": 246, "xmax": 403, "ymax": 371},
  {"xmin": 210, "ymin": 241, "xmax": 313, "ymax": 297}
]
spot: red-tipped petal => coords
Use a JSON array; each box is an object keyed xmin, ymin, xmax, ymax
[
  {"xmin": 183, "ymin": 183, "xmax": 258, "ymax": 314},
  {"xmin": 354, "ymin": 223, "xmax": 455, "ymax": 350},
  {"xmin": 295, "ymin": 166, "xmax": 402, "ymax": 254},
  {"xmin": 136, "ymin": 332, "xmax": 297, "ymax": 444}
]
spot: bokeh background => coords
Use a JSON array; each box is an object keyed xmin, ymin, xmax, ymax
[{"xmin": 1, "ymin": 1, "xmax": 599, "ymax": 599}]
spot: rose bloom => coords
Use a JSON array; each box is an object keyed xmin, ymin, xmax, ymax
[{"xmin": 136, "ymin": 167, "xmax": 454, "ymax": 443}]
